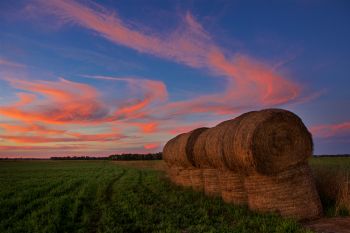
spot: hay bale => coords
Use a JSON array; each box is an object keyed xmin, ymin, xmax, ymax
[
  {"xmin": 205, "ymin": 111, "xmax": 257, "ymax": 170},
  {"xmin": 192, "ymin": 129, "xmax": 211, "ymax": 168},
  {"xmin": 205, "ymin": 120, "xmax": 234, "ymax": 169},
  {"xmin": 202, "ymin": 168, "xmax": 221, "ymax": 197},
  {"xmin": 186, "ymin": 127, "xmax": 209, "ymax": 166},
  {"xmin": 168, "ymin": 166, "xmax": 180, "ymax": 185},
  {"xmin": 204, "ymin": 114, "xmax": 255, "ymax": 204},
  {"xmin": 177, "ymin": 169, "xmax": 192, "ymax": 187},
  {"xmin": 218, "ymin": 170, "xmax": 247, "ymax": 204},
  {"xmin": 244, "ymin": 163, "xmax": 323, "ymax": 220},
  {"xmin": 163, "ymin": 128, "xmax": 208, "ymax": 187},
  {"xmin": 224, "ymin": 109, "xmax": 313, "ymax": 175},
  {"xmin": 220, "ymin": 111, "xmax": 256, "ymax": 171},
  {"xmin": 163, "ymin": 135, "xmax": 180, "ymax": 167},
  {"xmin": 163, "ymin": 128, "xmax": 208, "ymax": 168},
  {"xmin": 190, "ymin": 169, "xmax": 204, "ymax": 192}
]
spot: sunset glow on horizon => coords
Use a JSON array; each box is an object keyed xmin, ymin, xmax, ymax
[{"xmin": 0, "ymin": 0, "xmax": 349, "ymax": 157}]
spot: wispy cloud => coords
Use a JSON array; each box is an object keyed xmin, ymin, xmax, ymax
[
  {"xmin": 144, "ymin": 142, "xmax": 160, "ymax": 150},
  {"xmin": 0, "ymin": 58, "xmax": 26, "ymax": 68},
  {"xmin": 0, "ymin": 77, "xmax": 111, "ymax": 124},
  {"xmin": 311, "ymin": 121, "xmax": 350, "ymax": 138},
  {"xmin": 35, "ymin": 0, "xmax": 303, "ymax": 109},
  {"xmin": 0, "ymin": 133, "xmax": 123, "ymax": 143}
]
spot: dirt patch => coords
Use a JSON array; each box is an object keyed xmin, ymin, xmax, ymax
[{"xmin": 304, "ymin": 217, "xmax": 350, "ymax": 233}]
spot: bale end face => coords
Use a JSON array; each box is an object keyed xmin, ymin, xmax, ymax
[{"xmin": 231, "ymin": 109, "xmax": 313, "ymax": 175}]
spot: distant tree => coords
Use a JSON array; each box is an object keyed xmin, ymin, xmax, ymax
[
  {"xmin": 49, "ymin": 152, "xmax": 162, "ymax": 161},
  {"xmin": 108, "ymin": 152, "xmax": 162, "ymax": 161}
]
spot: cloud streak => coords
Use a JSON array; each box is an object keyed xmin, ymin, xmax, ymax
[
  {"xmin": 0, "ymin": 58, "xmax": 26, "ymax": 68},
  {"xmin": 0, "ymin": 133, "xmax": 123, "ymax": 143},
  {"xmin": 311, "ymin": 121, "xmax": 350, "ymax": 138},
  {"xmin": 0, "ymin": 78, "xmax": 111, "ymax": 124},
  {"xmin": 36, "ymin": 0, "xmax": 302, "ymax": 111}
]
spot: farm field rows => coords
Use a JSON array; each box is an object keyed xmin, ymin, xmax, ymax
[{"xmin": 0, "ymin": 160, "xmax": 311, "ymax": 233}]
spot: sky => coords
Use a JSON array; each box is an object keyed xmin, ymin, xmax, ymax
[{"xmin": 0, "ymin": 0, "xmax": 349, "ymax": 157}]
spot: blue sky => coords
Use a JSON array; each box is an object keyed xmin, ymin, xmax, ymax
[{"xmin": 0, "ymin": 0, "xmax": 349, "ymax": 157}]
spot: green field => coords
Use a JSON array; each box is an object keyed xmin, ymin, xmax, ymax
[
  {"xmin": 310, "ymin": 157, "xmax": 350, "ymax": 216},
  {"xmin": 0, "ymin": 160, "xmax": 311, "ymax": 233}
]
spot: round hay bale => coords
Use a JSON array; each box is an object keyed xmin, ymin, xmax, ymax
[
  {"xmin": 202, "ymin": 168, "xmax": 221, "ymax": 197},
  {"xmin": 163, "ymin": 135, "xmax": 180, "ymax": 167},
  {"xmin": 192, "ymin": 129, "xmax": 211, "ymax": 168},
  {"xmin": 190, "ymin": 169, "xmax": 204, "ymax": 192},
  {"xmin": 218, "ymin": 170, "xmax": 247, "ymax": 205},
  {"xmin": 224, "ymin": 109, "xmax": 313, "ymax": 174},
  {"xmin": 168, "ymin": 166, "xmax": 180, "ymax": 185},
  {"xmin": 186, "ymin": 127, "xmax": 209, "ymax": 166},
  {"xmin": 244, "ymin": 163, "xmax": 323, "ymax": 220},
  {"xmin": 163, "ymin": 127, "xmax": 208, "ymax": 169},
  {"xmin": 177, "ymin": 169, "xmax": 192, "ymax": 187},
  {"xmin": 204, "ymin": 114, "xmax": 254, "ymax": 203},
  {"xmin": 205, "ymin": 111, "xmax": 256, "ymax": 171},
  {"xmin": 205, "ymin": 120, "xmax": 234, "ymax": 169},
  {"xmin": 221, "ymin": 111, "xmax": 256, "ymax": 171}
]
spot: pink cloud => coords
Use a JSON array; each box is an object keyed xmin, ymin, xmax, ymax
[
  {"xmin": 37, "ymin": 0, "xmax": 210, "ymax": 68},
  {"xmin": 0, "ymin": 123, "xmax": 66, "ymax": 135},
  {"xmin": 130, "ymin": 122, "xmax": 158, "ymax": 133},
  {"xmin": 0, "ymin": 78, "xmax": 111, "ymax": 124},
  {"xmin": 144, "ymin": 143, "xmax": 160, "ymax": 150},
  {"xmin": 0, "ymin": 58, "xmax": 26, "ymax": 68},
  {"xmin": 0, "ymin": 132, "xmax": 123, "ymax": 143},
  {"xmin": 84, "ymin": 75, "xmax": 168, "ymax": 120},
  {"xmin": 0, "ymin": 144, "xmax": 89, "ymax": 151},
  {"xmin": 311, "ymin": 121, "xmax": 350, "ymax": 138},
  {"xmin": 36, "ymin": 0, "xmax": 303, "ymax": 112}
]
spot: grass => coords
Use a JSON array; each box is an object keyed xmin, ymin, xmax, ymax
[
  {"xmin": 0, "ymin": 160, "xmax": 311, "ymax": 233},
  {"xmin": 310, "ymin": 157, "xmax": 350, "ymax": 217}
]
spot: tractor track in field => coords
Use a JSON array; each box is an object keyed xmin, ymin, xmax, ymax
[
  {"xmin": 104, "ymin": 169, "xmax": 127, "ymax": 202},
  {"xmin": 89, "ymin": 169, "xmax": 126, "ymax": 233}
]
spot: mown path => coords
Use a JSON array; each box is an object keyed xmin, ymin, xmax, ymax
[{"xmin": 88, "ymin": 169, "xmax": 126, "ymax": 233}]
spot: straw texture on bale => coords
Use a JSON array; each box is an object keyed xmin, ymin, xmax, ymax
[
  {"xmin": 177, "ymin": 169, "xmax": 193, "ymax": 187},
  {"xmin": 186, "ymin": 127, "xmax": 209, "ymax": 167},
  {"xmin": 218, "ymin": 170, "xmax": 247, "ymax": 204},
  {"xmin": 162, "ymin": 135, "xmax": 180, "ymax": 167},
  {"xmin": 205, "ymin": 120, "xmax": 234, "ymax": 169},
  {"xmin": 202, "ymin": 168, "xmax": 221, "ymax": 197},
  {"xmin": 221, "ymin": 111, "xmax": 256, "ymax": 171},
  {"xmin": 244, "ymin": 163, "xmax": 323, "ymax": 220},
  {"xmin": 224, "ymin": 109, "xmax": 313, "ymax": 175},
  {"xmin": 190, "ymin": 169, "xmax": 204, "ymax": 191},
  {"xmin": 192, "ymin": 129, "xmax": 211, "ymax": 168},
  {"xmin": 163, "ymin": 128, "xmax": 208, "ymax": 169},
  {"xmin": 168, "ymin": 166, "xmax": 181, "ymax": 185}
]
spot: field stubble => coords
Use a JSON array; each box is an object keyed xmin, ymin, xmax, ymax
[{"xmin": 0, "ymin": 160, "xmax": 311, "ymax": 233}]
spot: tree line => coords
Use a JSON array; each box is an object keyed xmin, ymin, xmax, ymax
[{"xmin": 50, "ymin": 152, "xmax": 162, "ymax": 160}]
